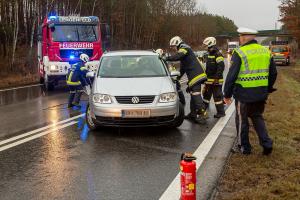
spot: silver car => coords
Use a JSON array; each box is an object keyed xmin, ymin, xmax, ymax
[{"xmin": 86, "ymin": 50, "xmax": 184, "ymax": 129}]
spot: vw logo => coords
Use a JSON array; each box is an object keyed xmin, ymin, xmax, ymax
[{"xmin": 131, "ymin": 96, "xmax": 140, "ymax": 104}]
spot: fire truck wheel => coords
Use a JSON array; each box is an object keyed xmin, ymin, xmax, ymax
[{"xmin": 86, "ymin": 104, "xmax": 100, "ymax": 131}]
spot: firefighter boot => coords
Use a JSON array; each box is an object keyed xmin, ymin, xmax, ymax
[
  {"xmin": 214, "ymin": 104, "xmax": 225, "ymax": 118},
  {"xmin": 184, "ymin": 112, "xmax": 197, "ymax": 121},
  {"xmin": 195, "ymin": 108, "xmax": 208, "ymax": 124}
]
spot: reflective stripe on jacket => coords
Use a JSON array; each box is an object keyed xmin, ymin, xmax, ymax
[{"xmin": 234, "ymin": 44, "xmax": 271, "ymax": 88}]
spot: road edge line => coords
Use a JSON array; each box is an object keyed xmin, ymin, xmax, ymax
[{"xmin": 159, "ymin": 102, "xmax": 235, "ymax": 200}]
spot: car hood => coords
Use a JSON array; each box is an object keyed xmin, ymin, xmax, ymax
[{"xmin": 94, "ymin": 77, "xmax": 175, "ymax": 96}]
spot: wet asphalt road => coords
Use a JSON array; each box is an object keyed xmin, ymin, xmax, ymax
[{"xmin": 0, "ymin": 60, "xmax": 230, "ymax": 200}]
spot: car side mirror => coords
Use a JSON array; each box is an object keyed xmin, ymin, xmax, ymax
[
  {"xmin": 86, "ymin": 71, "xmax": 95, "ymax": 78},
  {"xmin": 170, "ymin": 71, "xmax": 180, "ymax": 77}
]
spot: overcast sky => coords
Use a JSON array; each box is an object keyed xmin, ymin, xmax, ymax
[{"xmin": 197, "ymin": 0, "xmax": 282, "ymax": 30}]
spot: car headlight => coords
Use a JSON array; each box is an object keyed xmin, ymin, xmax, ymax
[
  {"xmin": 159, "ymin": 92, "xmax": 177, "ymax": 103},
  {"xmin": 50, "ymin": 65, "xmax": 57, "ymax": 71},
  {"xmin": 93, "ymin": 94, "xmax": 112, "ymax": 104}
]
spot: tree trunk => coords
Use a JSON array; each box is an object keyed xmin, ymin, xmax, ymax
[{"xmin": 11, "ymin": 0, "xmax": 19, "ymax": 71}]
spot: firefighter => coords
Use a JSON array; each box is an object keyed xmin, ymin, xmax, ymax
[
  {"xmin": 224, "ymin": 27, "xmax": 277, "ymax": 155},
  {"xmin": 202, "ymin": 37, "xmax": 225, "ymax": 118},
  {"xmin": 66, "ymin": 53, "xmax": 90, "ymax": 108},
  {"xmin": 156, "ymin": 48, "xmax": 185, "ymax": 105},
  {"xmin": 165, "ymin": 36, "xmax": 207, "ymax": 123}
]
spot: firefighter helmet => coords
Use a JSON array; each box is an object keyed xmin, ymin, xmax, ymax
[
  {"xmin": 170, "ymin": 36, "xmax": 183, "ymax": 47},
  {"xmin": 203, "ymin": 37, "xmax": 216, "ymax": 47},
  {"xmin": 80, "ymin": 53, "xmax": 89, "ymax": 63}
]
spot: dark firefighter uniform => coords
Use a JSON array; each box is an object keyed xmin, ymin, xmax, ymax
[
  {"xmin": 166, "ymin": 43, "xmax": 207, "ymax": 121},
  {"xmin": 224, "ymin": 39, "xmax": 277, "ymax": 154},
  {"xmin": 66, "ymin": 62, "xmax": 89, "ymax": 107},
  {"xmin": 203, "ymin": 47, "xmax": 225, "ymax": 118}
]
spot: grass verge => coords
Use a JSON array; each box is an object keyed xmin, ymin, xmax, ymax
[
  {"xmin": 0, "ymin": 74, "xmax": 39, "ymax": 89},
  {"xmin": 216, "ymin": 62, "xmax": 300, "ymax": 200}
]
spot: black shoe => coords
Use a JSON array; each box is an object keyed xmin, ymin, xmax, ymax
[
  {"xmin": 263, "ymin": 147, "xmax": 273, "ymax": 155},
  {"xmin": 184, "ymin": 113, "xmax": 196, "ymax": 120},
  {"xmin": 231, "ymin": 145, "xmax": 251, "ymax": 155},
  {"xmin": 194, "ymin": 115, "xmax": 207, "ymax": 124},
  {"xmin": 242, "ymin": 150, "xmax": 251, "ymax": 155},
  {"xmin": 214, "ymin": 113, "xmax": 226, "ymax": 118}
]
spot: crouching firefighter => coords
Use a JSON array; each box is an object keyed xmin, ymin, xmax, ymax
[
  {"xmin": 66, "ymin": 53, "xmax": 90, "ymax": 108},
  {"xmin": 202, "ymin": 37, "xmax": 225, "ymax": 118},
  {"xmin": 165, "ymin": 36, "xmax": 208, "ymax": 123},
  {"xmin": 156, "ymin": 48, "xmax": 186, "ymax": 106}
]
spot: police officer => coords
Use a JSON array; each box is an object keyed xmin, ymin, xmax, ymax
[
  {"xmin": 66, "ymin": 53, "xmax": 90, "ymax": 108},
  {"xmin": 202, "ymin": 37, "xmax": 225, "ymax": 118},
  {"xmin": 156, "ymin": 48, "xmax": 185, "ymax": 106},
  {"xmin": 165, "ymin": 36, "xmax": 207, "ymax": 123},
  {"xmin": 224, "ymin": 27, "xmax": 277, "ymax": 155}
]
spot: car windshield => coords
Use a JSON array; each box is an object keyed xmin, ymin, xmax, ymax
[
  {"xmin": 51, "ymin": 25, "xmax": 98, "ymax": 42},
  {"xmin": 98, "ymin": 55, "xmax": 168, "ymax": 78},
  {"xmin": 272, "ymin": 47, "xmax": 288, "ymax": 53}
]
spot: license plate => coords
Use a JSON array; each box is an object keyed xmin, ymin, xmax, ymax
[{"xmin": 122, "ymin": 110, "xmax": 151, "ymax": 118}]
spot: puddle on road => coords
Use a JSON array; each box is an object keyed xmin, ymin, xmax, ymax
[
  {"xmin": 0, "ymin": 85, "xmax": 42, "ymax": 106},
  {"xmin": 0, "ymin": 84, "xmax": 71, "ymax": 106}
]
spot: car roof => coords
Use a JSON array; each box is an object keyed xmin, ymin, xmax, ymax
[{"xmin": 102, "ymin": 50, "xmax": 158, "ymax": 57}]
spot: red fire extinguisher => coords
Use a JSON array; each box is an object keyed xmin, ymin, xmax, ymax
[{"xmin": 180, "ymin": 153, "xmax": 197, "ymax": 200}]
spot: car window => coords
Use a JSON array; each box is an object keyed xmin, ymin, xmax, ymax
[{"xmin": 98, "ymin": 55, "xmax": 167, "ymax": 78}]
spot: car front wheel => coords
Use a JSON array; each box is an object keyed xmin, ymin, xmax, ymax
[
  {"xmin": 86, "ymin": 104, "xmax": 100, "ymax": 131},
  {"xmin": 169, "ymin": 102, "xmax": 185, "ymax": 128}
]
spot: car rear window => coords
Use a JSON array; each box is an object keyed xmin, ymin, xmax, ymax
[{"xmin": 98, "ymin": 55, "xmax": 168, "ymax": 78}]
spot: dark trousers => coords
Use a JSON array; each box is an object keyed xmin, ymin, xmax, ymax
[
  {"xmin": 68, "ymin": 85, "xmax": 83, "ymax": 106},
  {"xmin": 189, "ymin": 82, "xmax": 205, "ymax": 117},
  {"xmin": 235, "ymin": 100, "xmax": 273, "ymax": 153},
  {"xmin": 203, "ymin": 84, "xmax": 225, "ymax": 114}
]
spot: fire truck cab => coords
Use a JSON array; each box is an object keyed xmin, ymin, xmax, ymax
[{"xmin": 37, "ymin": 15, "xmax": 110, "ymax": 90}]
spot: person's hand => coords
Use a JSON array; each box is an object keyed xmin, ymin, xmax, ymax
[{"xmin": 224, "ymin": 97, "xmax": 232, "ymax": 105}]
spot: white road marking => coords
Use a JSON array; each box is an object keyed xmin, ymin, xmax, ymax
[
  {"xmin": 0, "ymin": 121, "xmax": 78, "ymax": 152},
  {"xmin": 0, "ymin": 114, "xmax": 85, "ymax": 146},
  {"xmin": 159, "ymin": 102, "xmax": 235, "ymax": 200},
  {"xmin": 0, "ymin": 84, "xmax": 43, "ymax": 92}
]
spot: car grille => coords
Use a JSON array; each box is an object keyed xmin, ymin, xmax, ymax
[
  {"xmin": 96, "ymin": 115, "xmax": 175, "ymax": 127},
  {"xmin": 115, "ymin": 96, "xmax": 155, "ymax": 104}
]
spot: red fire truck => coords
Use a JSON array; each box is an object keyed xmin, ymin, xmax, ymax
[{"xmin": 37, "ymin": 16, "xmax": 110, "ymax": 90}]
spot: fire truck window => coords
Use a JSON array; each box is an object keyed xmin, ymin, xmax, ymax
[
  {"xmin": 77, "ymin": 25, "xmax": 98, "ymax": 42},
  {"xmin": 51, "ymin": 25, "xmax": 98, "ymax": 42}
]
